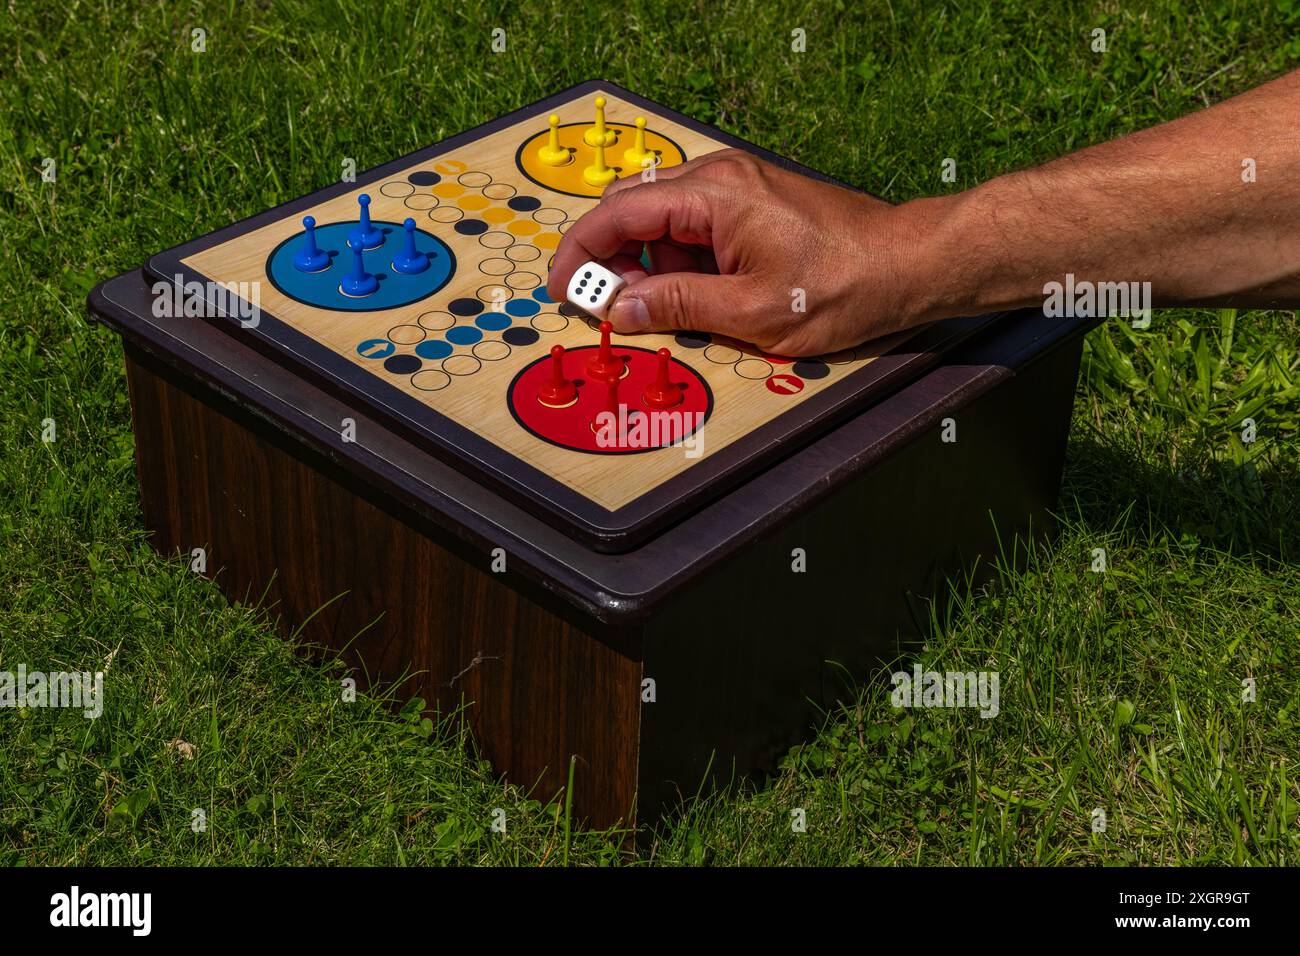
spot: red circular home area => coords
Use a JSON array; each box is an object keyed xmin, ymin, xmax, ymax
[{"xmin": 508, "ymin": 345, "xmax": 712, "ymax": 454}]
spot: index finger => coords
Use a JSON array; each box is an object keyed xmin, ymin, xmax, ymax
[{"xmin": 546, "ymin": 178, "xmax": 719, "ymax": 302}]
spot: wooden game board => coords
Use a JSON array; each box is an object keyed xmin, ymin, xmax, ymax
[{"xmin": 146, "ymin": 81, "xmax": 998, "ymax": 550}]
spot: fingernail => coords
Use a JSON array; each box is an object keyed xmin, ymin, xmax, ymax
[{"xmin": 610, "ymin": 294, "xmax": 650, "ymax": 333}]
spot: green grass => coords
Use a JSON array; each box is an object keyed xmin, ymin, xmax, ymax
[{"xmin": 1, "ymin": 0, "xmax": 1297, "ymax": 865}]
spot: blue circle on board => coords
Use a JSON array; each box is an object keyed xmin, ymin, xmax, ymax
[
  {"xmin": 505, "ymin": 299, "xmax": 540, "ymax": 317},
  {"xmin": 476, "ymin": 313, "xmax": 512, "ymax": 331},
  {"xmin": 357, "ymin": 338, "xmax": 396, "ymax": 359},
  {"xmin": 532, "ymin": 288, "xmax": 555, "ymax": 303},
  {"xmin": 446, "ymin": 326, "xmax": 483, "ymax": 346},
  {"xmin": 267, "ymin": 220, "xmax": 455, "ymax": 312},
  {"xmin": 415, "ymin": 340, "xmax": 454, "ymax": 360}
]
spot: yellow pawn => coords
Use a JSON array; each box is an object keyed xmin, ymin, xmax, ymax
[
  {"xmin": 623, "ymin": 117, "xmax": 655, "ymax": 169},
  {"xmin": 583, "ymin": 96, "xmax": 617, "ymax": 148},
  {"xmin": 537, "ymin": 114, "xmax": 570, "ymax": 166},
  {"xmin": 583, "ymin": 141, "xmax": 617, "ymax": 188}
]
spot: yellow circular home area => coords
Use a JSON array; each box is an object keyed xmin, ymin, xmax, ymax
[{"xmin": 516, "ymin": 122, "xmax": 687, "ymax": 199}]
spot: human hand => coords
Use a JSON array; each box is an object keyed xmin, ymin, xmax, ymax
[{"xmin": 546, "ymin": 149, "xmax": 953, "ymax": 357}]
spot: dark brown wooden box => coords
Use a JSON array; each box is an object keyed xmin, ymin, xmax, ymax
[{"xmin": 90, "ymin": 268, "xmax": 1093, "ymax": 831}]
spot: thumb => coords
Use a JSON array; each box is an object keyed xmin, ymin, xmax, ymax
[{"xmin": 608, "ymin": 272, "xmax": 757, "ymax": 338}]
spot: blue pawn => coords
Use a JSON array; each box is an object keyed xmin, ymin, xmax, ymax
[
  {"xmin": 390, "ymin": 218, "xmax": 430, "ymax": 275},
  {"xmin": 340, "ymin": 238, "xmax": 378, "ymax": 297},
  {"xmin": 293, "ymin": 216, "xmax": 330, "ymax": 273},
  {"xmin": 348, "ymin": 193, "xmax": 383, "ymax": 250}
]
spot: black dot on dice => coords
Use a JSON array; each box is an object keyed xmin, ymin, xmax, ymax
[
  {"xmin": 454, "ymin": 219, "xmax": 488, "ymax": 235},
  {"xmin": 584, "ymin": 271, "xmax": 592, "ymax": 279},
  {"xmin": 792, "ymin": 360, "xmax": 831, "ymax": 379},
  {"xmin": 502, "ymin": 327, "xmax": 540, "ymax": 346},
  {"xmin": 448, "ymin": 298, "xmax": 484, "ymax": 316},
  {"xmin": 508, "ymin": 196, "xmax": 541, "ymax": 212},
  {"xmin": 589, "ymin": 296, "xmax": 598, "ymax": 303},
  {"xmin": 408, "ymin": 171, "xmax": 441, "ymax": 186},
  {"xmin": 384, "ymin": 354, "xmax": 422, "ymax": 374}
]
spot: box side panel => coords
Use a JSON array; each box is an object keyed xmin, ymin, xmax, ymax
[
  {"xmin": 637, "ymin": 340, "xmax": 1084, "ymax": 820},
  {"xmin": 124, "ymin": 344, "xmax": 641, "ymax": 830}
]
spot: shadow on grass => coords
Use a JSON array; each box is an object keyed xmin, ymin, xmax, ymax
[{"xmin": 1060, "ymin": 430, "xmax": 1299, "ymax": 566}]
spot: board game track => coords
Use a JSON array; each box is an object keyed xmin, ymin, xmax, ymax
[{"xmin": 145, "ymin": 80, "xmax": 1002, "ymax": 550}]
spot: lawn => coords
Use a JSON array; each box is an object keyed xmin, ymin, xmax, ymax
[{"xmin": 0, "ymin": 0, "xmax": 1296, "ymax": 865}]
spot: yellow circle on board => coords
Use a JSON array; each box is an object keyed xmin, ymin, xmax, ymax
[
  {"xmin": 517, "ymin": 122, "xmax": 687, "ymax": 199},
  {"xmin": 433, "ymin": 182, "xmax": 465, "ymax": 198},
  {"xmin": 531, "ymin": 232, "xmax": 561, "ymax": 250},
  {"xmin": 457, "ymin": 194, "xmax": 491, "ymax": 210},
  {"xmin": 482, "ymin": 207, "xmax": 516, "ymax": 224},
  {"xmin": 507, "ymin": 219, "xmax": 540, "ymax": 236}
]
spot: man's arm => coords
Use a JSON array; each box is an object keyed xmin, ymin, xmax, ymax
[
  {"xmin": 547, "ymin": 69, "xmax": 1300, "ymax": 357},
  {"xmin": 925, "ymin": 67, "xmax": 1300, "ymax": 320}
]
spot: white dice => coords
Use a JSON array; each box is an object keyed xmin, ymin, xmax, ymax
[{"xmin": 566, "ymin": 261, "xmax": 625, "ymax": 320}]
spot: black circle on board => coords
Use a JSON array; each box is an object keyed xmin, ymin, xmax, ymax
[
  {"xmin": 792, "ymin": 360, "xmax": 831, "ymax": 380},
  {"xmin": 408, "ymin": 171, "xmax": 441, "ymax": 186},
  {"xmin": 502, "ymin": 327, "xmax": 540, "ymax": 347},
  {"xmin": 454, "ymin": 219, "xmax": 489, "ymax": 235},
  {"xmin": 448, "ymin": 297, "xmax": 485, "ymax": 316},
  {"xmin": 383, "ymin": 354, "xmax": 422, "ymax": 374},
  {"xmin": 508, "ymin": 196, "xmax": 542, "ymax": 212},
  {"xmin": 675, "ymin": 331, "xmax": 711, "ymax": 349},
  {"xmin": 558, "ymin": 302, "xmax": 585, "ymax": 317}
]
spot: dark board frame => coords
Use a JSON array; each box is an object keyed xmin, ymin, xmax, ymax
[
  {"xmin": 90, "ymin": 268, "xmax": 1097, "ymax": 624},
  {"xmin": 145, "ymin": 79, "xmax": 1004, "ymax": 552}
]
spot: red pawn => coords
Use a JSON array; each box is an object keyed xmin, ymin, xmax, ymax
[
  {"xmin": 537, "ymin": 344, "xmax": 578, "ymax": 407},
  {"xmin": 642, "ymin": 347, "xmax": 683, "ymax": 409},
  {"xmin": 591, "ymin": 374, "xmax": 622, "ymax": 435},
  {"xmin": 585, "ymin": 320, "xmax": 624, "ymax": 383}
]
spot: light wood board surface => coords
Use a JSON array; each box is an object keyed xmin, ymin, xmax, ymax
[{"xmin": 183, "ymin": 88, "xmax": 911, "ymax": 512}]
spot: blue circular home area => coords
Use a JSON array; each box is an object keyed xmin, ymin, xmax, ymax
[{"xmin": 267, "ymin": 220, "xmax": 455, "ymax": 312}]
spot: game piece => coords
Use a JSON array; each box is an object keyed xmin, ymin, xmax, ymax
[
  {"xmin": 537, "ymin": 344, "xmax": 578, "ymax": 407},
  {"xmin": 642, "ymin": 347, "xmax": 683, "ymax": 409},
  {"xmin": 340, "ymin": 238, "xmax": 378, "ymax": 297},
  {"xmin": 592, "ymin": 373, "xmax": 620, "ymax": 431},
  {"xmin": 582, "ymin": 141, "xmax": 617, "ymax": 189},
  {"xmin": 585, "ymin": 320, "xmax": 624, "ymax": 383},
  {"xmin": 537, "ymin": 114, "xmax": 571, "ymax": 166},
  {"xmin": 293, "ymin": 216, "xmax": 330, "ymax": 273},
  {"xmin": 567, "ymin": 261, "xmax": 625, "ymax": 318},
  {"xmin": 391, "ymin": 218, "xmax": 430, "ymax": 275},
  {"xmin": 583, "ymin": 95, "xmax": 617, "ymax": 148},
  {"xmin": 349, "ymin": 194, "xmax": 383, "ymax": 250},
  {"xmin": 623, "ymin": 117, "xmax": 655, "ymax": 170}
]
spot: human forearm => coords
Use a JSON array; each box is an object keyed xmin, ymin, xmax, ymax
[
  {"xmin": 910, "ymin": 68, "xmax": 1300, "ymax": 321},
  {"xmin": 551, "ymin": 69, "xmax": 1300, "ymax": 355}
]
